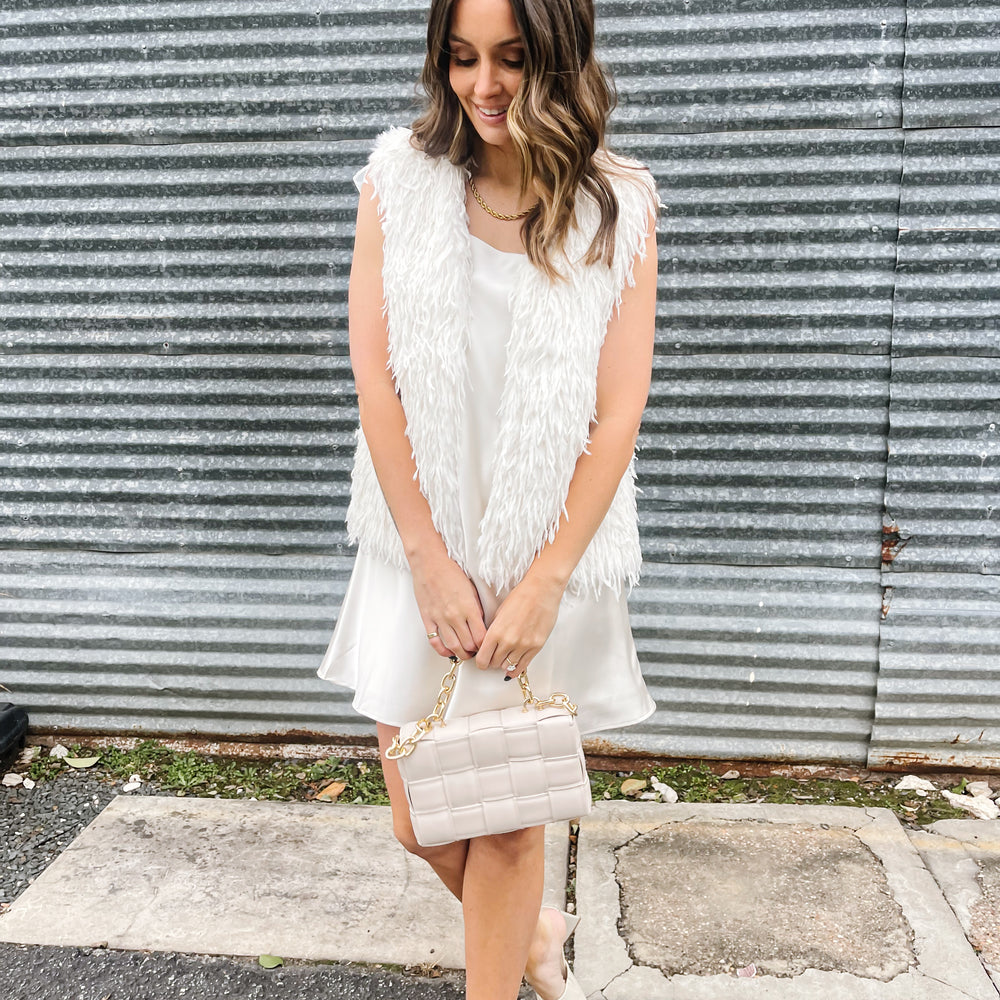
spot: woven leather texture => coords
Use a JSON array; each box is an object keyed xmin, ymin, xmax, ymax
[{"xmin": 396, "ymin": 703, "xmax": 592, "ymax": 847}]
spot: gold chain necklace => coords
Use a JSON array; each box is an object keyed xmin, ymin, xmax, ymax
[{"xmin": 468, "ymin": 176, "xmax": 535, "ymax": 221}]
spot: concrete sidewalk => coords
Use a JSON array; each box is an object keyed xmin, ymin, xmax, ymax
[{"xmin": 1, "ymin": 796, "xmax": 998, "ymax": 999}]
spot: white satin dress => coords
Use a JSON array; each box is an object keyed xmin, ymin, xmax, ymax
[{"xmin": 316, "ymin": 234, "xmax": 656, "ymax": 736}]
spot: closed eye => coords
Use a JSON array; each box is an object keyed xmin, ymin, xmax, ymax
[{"xmin": 451, "ymin": 56, "xmax": 523, "ymax": 68}]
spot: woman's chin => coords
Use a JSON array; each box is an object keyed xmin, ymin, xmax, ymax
[{"xmin": 471, "ymin": 125, "xmax": 514, "ymax": 153}]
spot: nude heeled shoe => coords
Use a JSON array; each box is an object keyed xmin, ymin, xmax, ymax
[{"xmin": 531, "ymin": 908, "xmax": 585, "ymax": 1000}]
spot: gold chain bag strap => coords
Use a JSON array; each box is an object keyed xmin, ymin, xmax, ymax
[{"xmin": 385, "ymin": 656, "xmax": 593, "ymax": 847}]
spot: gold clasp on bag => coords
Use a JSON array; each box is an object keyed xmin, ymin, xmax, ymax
[{"xmin": 385, "ymin": 655, "xmax": 578, "ymax": 760}]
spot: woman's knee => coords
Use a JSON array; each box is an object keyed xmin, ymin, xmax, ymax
[
  {"xmin": 393, "ymin": 823, "xmax": 423, "ymax": 856},
  {"xmin": 473, "ymin": 825, "xmax": 544, "ymax": 864},
  {"xmin": 391, "ymin": 815, "xmax": 451, "ymax": 860}
]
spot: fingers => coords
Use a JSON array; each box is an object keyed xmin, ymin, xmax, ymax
[
  {"xmin": 427, "ymin": 634, "xmax": 452, "ymax": 659},
  {"xmin": 421, "ymin": 617, "xmax": 451, "ymax": 659},
  {"xmin": 475, "ymin": 633, "xmax": 499, "ymax": 670},
  {"xmin": 474, "ymin": 636, "xmax": 535, "ymax": 677},
  {"xmin": 472, "ymin": 577, "xmax": 561, "ymax": 676},
  {"xmin": 455, "ymin": 618, "xmax": 483, "ymax": 659},
  {"xmin": 414, "ymin": 563, "xmax": 488, "ymax": 660},
  {"xmin": 421, "ymin": 617, "xmax": 482, "ymax": 660},
  {"xmin": 469, "ymin": 612, "xmax": 488, "ymax": 650},
  {"xmin": 440, "ymin": 622, "xmax": 476, "ymax": 660},
  {"xmin": 504, "ymin": 648, "xmax": 536, "ymax": 680}
]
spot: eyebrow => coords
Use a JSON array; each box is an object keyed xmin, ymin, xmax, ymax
[{"xmin": 448, "ymin": 33, "xmax": 523, "ymax": 48}]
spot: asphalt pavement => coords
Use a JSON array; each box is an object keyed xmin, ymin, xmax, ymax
[
  {"xmin": 4, "ymin": 773, "xmax": 1000, "ymax": 999},
  {"xmin": 2, "ymin": 942, "xmax": 470, "ymax": 1000}
]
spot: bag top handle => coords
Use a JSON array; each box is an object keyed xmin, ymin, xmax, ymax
[{"xmin": 385, "ymin": 655, "xmax": 578, "ymax": 759}]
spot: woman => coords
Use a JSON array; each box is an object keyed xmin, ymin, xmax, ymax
[{"xmin": 316, "ymin": 0, "xmax": 659, "ymax": 995}]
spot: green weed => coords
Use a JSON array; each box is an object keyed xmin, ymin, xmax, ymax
[
  {"xmin": 589, "ymin": 761, "xmax": 970, "ymax": 825},
  {"xmin": 22, "ymin": 741, "xmax": 972, "ymax": 825},
  {"xmin": 27, "ymin": 740, "xmax": 387, "ymax": 804}
]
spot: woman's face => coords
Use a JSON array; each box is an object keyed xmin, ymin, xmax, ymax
[{"xmin": 447, "ymin": 0, "xmax": 525, "ymax": 153}]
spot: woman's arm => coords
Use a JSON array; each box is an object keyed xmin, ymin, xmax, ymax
[
  {"xmin": 349, "ymin": 176, "xmax": 487, "ymax": 660},
  {"xmin": 475, "ymin": 214, "xmax": 658, "ymax": 676}
]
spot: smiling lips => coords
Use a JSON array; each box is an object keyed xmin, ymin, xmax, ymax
[{"xmin": 475, "ymin": 104, "xmax": 509, "ymax": 122}]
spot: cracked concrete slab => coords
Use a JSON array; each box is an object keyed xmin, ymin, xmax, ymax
[
  {"xmin": 617, "ymin": 820, "xmax": 912, "ymax": 978},
  {"xmin": 0, "ymin": 795, "xmax": 569, "ymax": 970},
  {"xmin": 908, "ymin": 820, "xmax": 1000, "ymax": 994},
  {"xmin": 575, "ymin": 802, "xmax": 997, "ymax": 1000}
]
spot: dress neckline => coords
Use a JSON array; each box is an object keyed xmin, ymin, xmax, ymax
[{"xmin": 469, "ymin": 232, "xmax": 527, "ymax": 259}]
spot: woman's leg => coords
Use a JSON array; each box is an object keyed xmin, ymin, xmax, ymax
[
  {"xmin": 378, "ymin": 722, "xmax": 560, "ymax": 1000},
  {"xmin": 377, "ymin": 722, "xmax": 468, "ymax": 898},
  {"xmin": 462, "ymin": 825, "xmax": 545, "ymax": 1000}
]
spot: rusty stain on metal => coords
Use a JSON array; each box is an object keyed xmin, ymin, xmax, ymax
[
  {"xmin": 880, "ymin": 585, "xmax": 894, "ymax": 620},
  {"xmin": 25, "ymin": 723, "xmax": 378, "ymax": 749},
  {"xmin": 868, "ymin": 748, "xmax": 1000, "ymax": 776},
  {"xmin": 582, "ymin": 747, "xmax": 927, "ymax": 782},
  {"xmin": 25, "ymin": 733, "xmax": 1000, "ymax": 782},
  {"xmin": 25, "ymin": 732, "xmax": 380, "ymax": 761},
  {"xmin": 583, "ymin": 736, "xmax": 638, "ymax": 759},
  {"xmin": 881, "ymin": 519, "xmax": 911, "ymax": 564}
]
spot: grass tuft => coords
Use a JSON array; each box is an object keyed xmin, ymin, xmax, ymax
[{"xmin": 24, "ymin": 741, "xmax": 970, "ymax": 825}]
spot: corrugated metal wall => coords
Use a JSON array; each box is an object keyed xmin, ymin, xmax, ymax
[
  {"xmin": 603, "ymin": 15, "xmax": 904, "ymax": 758},
  {"xmin": 1, "ymin": 1, "xmax": 996, "ymax": 765},
  {"xmin": 868, "ymin": 119, "xmax": 1000, "ymax": 766}
]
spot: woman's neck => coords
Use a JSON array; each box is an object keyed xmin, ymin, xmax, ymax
[{"xmin": 473, "ymin": 141, "xmax": 521, "ymax": 191}]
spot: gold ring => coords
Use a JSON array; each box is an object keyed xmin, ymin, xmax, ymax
[
  {"xmin": 504, "ymin": 655, "xmax": 518, "ymax": 668},
  {"xmin": 426, "ymin": 631, "xmax": 439, "ymax": 640}
]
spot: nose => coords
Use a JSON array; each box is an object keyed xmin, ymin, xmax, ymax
[{"xmin": 473, "ymin": 58, "xmax": 502, "ymax": 99}]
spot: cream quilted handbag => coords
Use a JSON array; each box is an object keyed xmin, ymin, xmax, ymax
[{"xmin": 385, "ymin": 656, "xmax": 592, "ymax": 847}]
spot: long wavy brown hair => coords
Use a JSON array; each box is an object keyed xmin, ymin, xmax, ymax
[{"xmin": 411, "ymin": 0, "xmax": 631, "ymax": 280}]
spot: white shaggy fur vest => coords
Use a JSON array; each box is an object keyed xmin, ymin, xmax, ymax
[{"xmin": 346, "ymin": 126, "xmax": 658, "ymax": 600}]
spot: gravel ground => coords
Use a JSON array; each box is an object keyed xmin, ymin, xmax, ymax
[
  {"xmin": 0, "ymin": 765, "xmax": 483, "ymax": 1000},
  {"xmin": 2, "ymin": 766, "xmax": 158, "ymax": 910}
]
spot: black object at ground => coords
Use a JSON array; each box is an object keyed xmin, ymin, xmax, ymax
[{"xmin": 0, "ymin": 703, "xmax": 29, "ymax": 770}]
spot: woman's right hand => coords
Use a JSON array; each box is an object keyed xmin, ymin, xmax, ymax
[{"xmin": 409, "ymin": 548, "xmax": 488, "ymax": 660}]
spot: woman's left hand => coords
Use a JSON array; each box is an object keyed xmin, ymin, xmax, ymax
[{"xmin": 474, "ymin": 572, "xmax": 564, "ymax": 678}]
